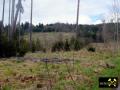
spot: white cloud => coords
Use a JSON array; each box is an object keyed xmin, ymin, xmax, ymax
[
  {"xmin": 94, "ymin": 20, "xmax": 102, "ymax": 24},
  {"xmin": 0, "ymin": 0, "xmax": 114, "ymax": 25},
  {"xmin": 79, "ymin": 15, "xmax": 93, "ymax": 24}
]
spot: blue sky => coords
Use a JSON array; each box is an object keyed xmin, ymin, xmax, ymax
[{"xmin": 0, "ymin": 0, "xmax": 114, "ymax": 25}]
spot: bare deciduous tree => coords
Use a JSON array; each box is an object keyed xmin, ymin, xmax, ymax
[
  {"xmin": 1, "ymin": 0, "xmax": 5, "ymax": 32},
  {"xmin": 113, "ymin": 0, "xmax": 120, "ymax": 53},
  {"xmin": 8, "ymin": 0, "xmax": 11, "ymax": 41},
  {"xmin": 76, "ymin": 0, "xmax": 80, "ymax": 34},
  {"xmin": 10, "ymin": 0, "xmax": 15, "ymax": 40},
  {"xmin": 13, "ymin": 0, "xmax": 24, "ymax": 33},
  {"xmin": 73, "ymin": 0, "xmax": 80, "ymax": 73},
  {"xmin": 29, "ymin": 0, "xmax": 33, "ymax": 50},
  {"xmin": 102, "ymin": 19, "xmax": 106, "ymax": 44}
]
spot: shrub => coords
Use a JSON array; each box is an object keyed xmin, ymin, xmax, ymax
[
  {"xmin": 0, "ymin": 27, "xmax": 46, "ymax": 58},
  {"xmin": 70, "ymin": 37, "xmax": 82, "ymax": 51},
  {"xmin": 64, "ymin": 39, "xmax": 70, "ymax": 51},
  {"xmin": 35, "ymin": 38, "xmax": 43, "ymax": 51},
  {"xmin": 0, "ymin": 35, "xmax": 17, "ymax": 57},
  {"xmin": 18, "ymin": 39, "xmax": 29, "ymax": 57},
  {"xmin": 87, "ymin": 47, "xmax": 96, "ymax": 52},
  {"xmin": 32, "ymin": 40, "xmax": 36, "ymax": 52},
  {"xmin": 2, "ymin": 85, "xmax": 12, "ymax": 90},
  {"xmin": 0, "ymin": 33, "xmax": 46, "ymax": 57},
  {"xmin": 52, "ymin": 37, "xmax": 86, "ymax": 52},
  {"xmin": 69, "ymin": 37, "xmax": 75, "ymax": 50},
  {"xmin": 73, "ymin": 39, "xmax": 81, "ymax": 51},
  {"xmin": 52, "ymin": 40, "xmax": 64, "ymax": 52}
]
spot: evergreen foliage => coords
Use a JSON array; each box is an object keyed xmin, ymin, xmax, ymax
[
  {"xmin": 52, "ymin": 37, "xmax": 86, "ymax": 52},
  {"xmin": 52, "ymin": 40, "xmax": 64, "ymax": 52},
  {"xmin": 87, "ymin": 47, "xmax": 96, "ymax": 52},
  {"xmin": 0, "ymin": 32, "xmax": 43, "ymax": 57},
  {"xmin": 64, "ymin": 39, "xmax": 70, "ymax": 51}
]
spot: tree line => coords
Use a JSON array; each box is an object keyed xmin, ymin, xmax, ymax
[
  {"xmin": 0, "ymin": 22, "xmax": 119, "ymax": 58},
  {"xmin": 3, "ymin": 22, "xmax": 105, "ymax": 42}
]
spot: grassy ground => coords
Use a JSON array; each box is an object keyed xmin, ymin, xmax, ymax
[
  {"xmin": 0, "ymin": 45, "xmax": 120, "ymax": 90},
  {"xmin": 24, "ymin": 32, "xmax": 75, "ymax": 50}
]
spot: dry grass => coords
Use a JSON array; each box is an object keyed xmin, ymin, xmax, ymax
[
  {"xmin": 0, "ymin": 47, "xmax": 120, "ymax": 90},
  {"xmin": 24, "ymin": 32, "xmax": 75, "ymax": 50}
]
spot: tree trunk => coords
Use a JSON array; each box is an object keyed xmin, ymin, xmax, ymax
[
  {"xmin": 13, "ymin": 4, "xmax": 20, "ymax": 33},
  {"xmin": 10, "ymin": 0, "xmax": 15, "ymax": 40},
  {"xmin": 76, "ymin": 0, "xmax": 80, "ymax": 37},
  {"xmin": 1, "ymin": 0, "xmax": 5, "ymax": 32},
  {"xmin": 29, "ymin": 0, "xmax": 33, "ymax": 50},
  {"xmin": 8, "ymin": 0, "xmax": 11, "ymax": 41},
  {"xmin": 18, "ymin": 12, "xmax": 21, "ymax": 49}
]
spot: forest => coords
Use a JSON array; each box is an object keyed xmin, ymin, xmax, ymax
[{"xmin": 0, "ymin": 0, "xmax": 120, "ymax": 90}]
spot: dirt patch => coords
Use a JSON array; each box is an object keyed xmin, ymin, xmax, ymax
[{"xmin": 23, "ymin": 57, "xmax": 73, "ymax": 64}]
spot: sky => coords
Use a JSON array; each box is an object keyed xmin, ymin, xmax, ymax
[{"xmin": 0, "ymin": 0, "xmax": 114, "ymax": 25}]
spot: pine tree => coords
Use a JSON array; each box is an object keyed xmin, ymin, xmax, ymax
[{"xmin": 64, "ymin": 39, "xmax": 70, "ymax": 51}]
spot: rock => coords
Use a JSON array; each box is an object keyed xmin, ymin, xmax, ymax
[
  {"xmin": 36, "ymin": 83, "xmax": 43, "ymax": 88},
  {"xmin": 94, "ymin": 68, "xmax": 102, "ymax": 73},
  {"xmin": 4, "ymin": 78, "xmax": 9, "ymax": 83},
  {"xmin": 99, "ymin": 60, "xmax": 115, "ymax": 69},
  {"xmin": 106, "ymin": 63, "xmax": 115, "ymax": 69},
  {"xmin": 99, "ymin": 61, "xmax": 107, "ymax": 68}
]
